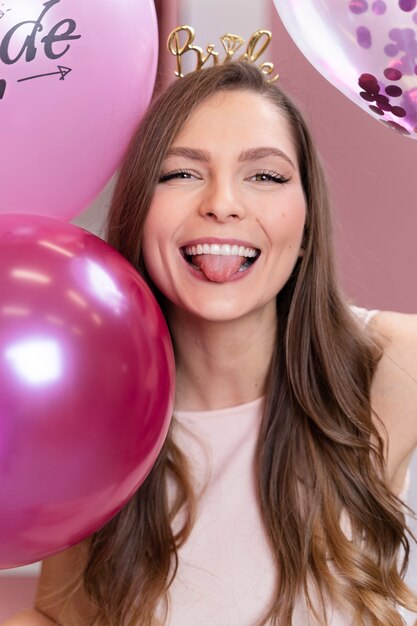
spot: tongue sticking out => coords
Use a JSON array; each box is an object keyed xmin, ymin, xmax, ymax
[{"xmin": 192, "ymin": 254, "xmax": 244, "ymax": 282}]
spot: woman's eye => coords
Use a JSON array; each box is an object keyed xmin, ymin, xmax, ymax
[
  {"xmin": 158, "ymin": 169, "xmax": 196, "ymax": 183},
  {"xmin": 251, "ymin": 171, "xmax": 290, "ymax": 184}
]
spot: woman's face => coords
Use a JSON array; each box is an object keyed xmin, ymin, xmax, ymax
[{"xmin": 143, "ymin": 89, "xmax": 306, "ymax": 323}]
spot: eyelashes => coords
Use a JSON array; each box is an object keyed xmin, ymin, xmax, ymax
[
  {"xmin": 158, "ymin": 169, "xmax": 196, "ymax": 182},
  {"xmin": 158, "ymin": 168, "xmax": 291, "ymax": 184},
  {"xmin": 252, "ymin": 170, "xmax": 290, "ymax": 184}
]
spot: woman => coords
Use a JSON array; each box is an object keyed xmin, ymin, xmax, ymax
[{"xmin": 4, "ymin": 61, "xmax": 417, "ymax": 626}]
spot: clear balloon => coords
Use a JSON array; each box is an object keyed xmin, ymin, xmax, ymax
[
  {"xmin": 0, "ymin": 0, "xmax": 158, "ymax": 218},
  {"xmin": 0, "ymin": 215, "xmax": 174, "ymax": 569},
  {"xmin": 273, "ymin": 0, "xmax": 417, "ymax": 138}
]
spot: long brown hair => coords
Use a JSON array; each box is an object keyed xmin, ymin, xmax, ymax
[{"xmin": 81, "ymin": 62, "xmax": 416, "ymax": 625}]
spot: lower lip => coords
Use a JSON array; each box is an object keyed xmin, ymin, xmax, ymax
[{"xmin": 180, "ymin": 254, "xmax": 259, "ymax": 283}]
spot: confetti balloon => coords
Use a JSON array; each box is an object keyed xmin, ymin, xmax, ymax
[
  {"xmin": 0, "ymin": 214, "xmax": 174, "ymax": 569},
  {"xmin": 0, "ymin": 0, "xmax": 158, "ymax": 218},
  {"xmin": 273, "ymin": 0, "xmax": 417, "ymax": 137}
]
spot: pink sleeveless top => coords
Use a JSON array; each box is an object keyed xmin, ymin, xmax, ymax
[{"xmin": 156, "ymin": 308, "xmax": 410, "ymax": 625}]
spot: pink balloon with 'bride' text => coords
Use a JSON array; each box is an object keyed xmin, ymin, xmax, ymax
[{"xmin": 0, "ymin": 0, "xmax": 158, "ymax": 219}]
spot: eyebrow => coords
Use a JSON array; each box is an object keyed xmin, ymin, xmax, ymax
[
  {"xmin": 238, "ymin": 147, "xmax": 295, "ymax": 169},
  {"xmin": 165, "ymin": 147, "xmax": 210, "ymax": 161},
  {"xmin": 165, "ymin": 146, "xmax": 296, "ymax": 169}
]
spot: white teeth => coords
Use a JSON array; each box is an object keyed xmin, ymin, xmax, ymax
[{"xmin": 184, "ymin": 243, "xmax": 258, "ymax": 257}]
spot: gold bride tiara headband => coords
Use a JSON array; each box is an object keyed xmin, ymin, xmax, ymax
[{"xmin": 167, "ymin": 25, "xmax": 279, "ymax": 83}]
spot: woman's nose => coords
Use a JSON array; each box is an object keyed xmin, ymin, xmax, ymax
[{"xmin": 198, "ymin": 179, "xmax": 246, "ymax": 222}]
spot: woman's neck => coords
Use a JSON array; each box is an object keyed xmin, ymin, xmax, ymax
[{"xmin": 168, "ymin": 304, "xmax": 277, "ymax": 411}]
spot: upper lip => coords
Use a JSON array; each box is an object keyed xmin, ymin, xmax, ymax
[{"xmin": 180, "ymin": 237, "xmax": 259, "ymax": 250}]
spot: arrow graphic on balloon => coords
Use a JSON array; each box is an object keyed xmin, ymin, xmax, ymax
[
  {"xmin": 1, "ymin": 66, "xmax": 72, "ymax": 102},
  {"xmin": 17, "ymin": 65, "xmax": 72, "ymax": 83}
]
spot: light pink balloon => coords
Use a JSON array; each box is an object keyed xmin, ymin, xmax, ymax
[
  {"xmin": 0, "ymin": 0, "xmax": 158, "ymax": 218},
  {"xmin": 273, "ymin": 0, "xmax": 417, "ymax": 138},
  {"xmin": 0, "ymin": 214, "xmax": 175, "ymax": 569}
]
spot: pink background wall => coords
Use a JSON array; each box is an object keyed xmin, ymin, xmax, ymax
[{"xmin": 269, "ymin": 1, "xmax": 417, "ymax": 313}]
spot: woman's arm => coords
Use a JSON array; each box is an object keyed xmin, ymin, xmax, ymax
[
  {"xmin": 2, "ymin": 539, "xmax": 95, "ymax": 626},
  {"xmin": 34, "ymin": 540, "xmax": 95, "ymax": 626},
  {"xmin": 371, "ymin": 311, "xmax": 417, "ymax": 483}
]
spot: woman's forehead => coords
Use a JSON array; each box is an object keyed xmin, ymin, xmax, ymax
[{"xmin": 169, "ymin": 89, "xmax": 298, "ymax": 166}]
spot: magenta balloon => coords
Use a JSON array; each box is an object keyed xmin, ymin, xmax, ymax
[
  {"xmin": 0, "ymin": 215, "xmax": 174, "ymax": 569},
  {"xmin": 273, "ymin": 0, "xmax": 417, "ymax": 138},
  {"xmin": 0, "ymin": 0, "xmax": 158, "ymax": 219}
]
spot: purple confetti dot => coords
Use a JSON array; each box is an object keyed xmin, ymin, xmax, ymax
[
  {"xmin": 385, "ymin": 84, "xmax": 403, "ymax": 97},
  {"xmin": 374, "ymin": 95, "xmax": 392, "ymax": 111},
  {"xmin": 384, "ymin": 43, "xmax": 398, "ymax": 57},
  {"xmin": 415, "ymin": 65, "xmax": 417, "ymax": 74},
  {"xmin": 369, "ymin": 105, "xmax": 385, "ymax": 115},
  {"xmin": 414, "ymin": 12, "xmax": 417, "ymax": 23},
  {"xmin": 378, "ymin": 101, "xmax": 393, "ymax": 111},
  {"xmin": 388, "ymin": 28, "xmax": 402, "ymax": 42},
  {"xmin": 381, "ymin": 120, "xmax": 410, "ymax": 134},
  {"xmin": 399, "ymin": 0, "xmax": 416, "ymax": 11},
  {"xmin": 392, "ymin": 105, "xmax": 407, "ymax": 116},
  {"xmin": 372, "ymin": 0, "xmax": 387, "ymax": 13},
  {"xmin": 384, "ymin": 67, "xmax": 403, "ymax": 80},
  {"xmin": 360, "ymin": 91, "xmax": 375, "ymax": 101},
  {"xmin": 358, "ymin": 73, "xmax": 380, "ymax": 93},
  {"xmin": 349, "ymin": 0, "xmax": 369, "ymax": 13},
  {"xmin": 357, "ymin": 26, "xmax": 372, "ymax": 48}
]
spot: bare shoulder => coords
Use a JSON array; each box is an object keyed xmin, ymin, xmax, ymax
[
  {"xmin": 372, "ymin": 310, "xmax": 417, "ymax": 380},
  {"xmin": 370, "ymin": 310, "xmax": 417, "ymax": 478},
  {"xmin": 373, "ymin": 309, "xmax": 417, "ymax": 345},
  {"xmin": 35, "ymin": 539, "xmax": 96, "ymax": 626}
]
